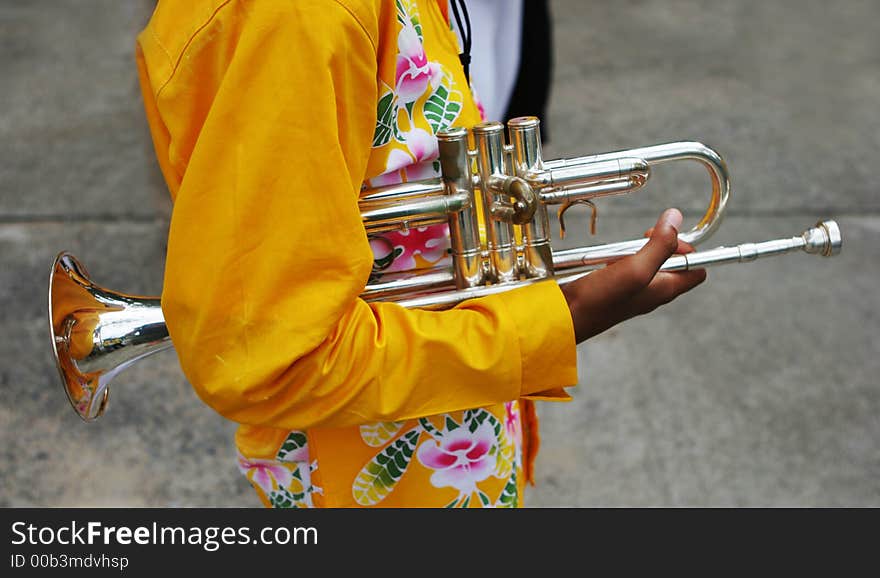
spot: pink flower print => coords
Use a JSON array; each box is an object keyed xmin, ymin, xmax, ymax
[
  {"xmin": 400, "ymin": 128, "xmax": 439, "ymax": 181},
  {"xmin": 278, "ymin": 444, "xmax": 309, "ymax": 464},
  {"xmin": 74, "ymin": 388, "xmax": 93, "ymax": 417},
  {"xmin": 404, "ymin": 159, "xmax": 438, "ymax": 182},
  {"xmin": 403, "ymin": 128, "xmax": 438, "ymax": 162},
  {"xmin": 369, "ymin": 236, "xmax": 396, "ymax": 262},
  {"xmin": 382, "ymin": 224, "xmax": 450, "ymax": 272},
  {"xmin": 395, "ymin": 22, "xmax": 441, "ymax": 104},
  {"xmin": 472, "ymin": 89, "xmax": 488, "ymax": 122},
  {"xmin": 373, "ymin": 128, "xmax": 440, "ymax": 190},
  {"xmin": 387, "ymin": 128, "xmax": 439, "ymax": 172},
  {"xmin": 417, "ymin": 422, "xmax": 498, "ymax": 494},
  {"xmin": 384, "ymin": 148, "xmax": 416, "ymax": 176},
  {"xmin": 237, "ymin": 455, "xmax": 294, "ymax": 494},
  {"xmin": 504, "ymin": 401, "xmax": 521, "ymax": 442},
  {"xmin": 367, "ymin": 171, "xmax": 404, "ymax": 188},
  {"xmin": 406, "ymin": 161, "xmax": 440, "ymax": 181}
]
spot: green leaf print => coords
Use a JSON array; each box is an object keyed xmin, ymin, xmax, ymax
[
  {"xmin": 423, "ymin": 83, "xmax": 463, "ymax": 134},
  {"xmin": 409, "ymin": 11, "xmax": 422, "ymax": 39},
  {"xmin": 352, "ymin": 428, "xmax": 421, "ymax": 506},
  {"xmin": 276, "ymin": 431, "xmax": 308, "ymax": 462},
  {"xmin": 495, "ymin": 469, "xmax": 519, "ymax": 508},
  {"xmin": 464, "ymin": 408, "xmax": 503, "ymax": 439},
  {"xmin": 395, "ymin": 0, "xmax": 422, "ymax": 39},
  {"xmin": 417, "ymin": 417, "xmax": 439, "ymax": 437},
  {"xmin": 359, "ymin": 421, "xmax": 406, "ymax": 448},
  {"xmin": 269, "ymin": 490, "xmax": 295, "ymax": 509},
  {"xmin": 268, "ymin": 476, "xmax": 308, "ymax": 509},
  {"xmin": 495, "ymin": 428, "xmax": 516, "ymax": 479},
  {"xmin": 373, "ymin": 91, "xmax": 398, "ymax": 148}
]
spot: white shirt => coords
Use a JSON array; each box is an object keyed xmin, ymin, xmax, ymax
[{"xmin": 452, "ymin": 0, "xmax": 524, "ymax": 122}]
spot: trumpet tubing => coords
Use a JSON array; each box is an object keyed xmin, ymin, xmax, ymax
[{"xmin": 48, "ymin": 117, "xmax": 842, "ymax": 421}]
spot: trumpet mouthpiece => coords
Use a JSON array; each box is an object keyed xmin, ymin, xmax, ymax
[{"xmin": 803, "ymin": 220, "xmax": 842, "ymax": 257}]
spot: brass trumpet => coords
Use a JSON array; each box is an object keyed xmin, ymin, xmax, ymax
[{"xmin": 48, "ymin": 117, "xmax": 842, "ymax": 421}]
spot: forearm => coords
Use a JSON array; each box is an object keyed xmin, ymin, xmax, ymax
[{"xmin": 182, "ymin": 280, "xmax": 577, "ymax": 431}]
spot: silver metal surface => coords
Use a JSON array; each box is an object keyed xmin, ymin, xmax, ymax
[
  {"xmin": 661, "ymin": 220, "xmax": 843, "ymax": 271},
  {"xmin": 360, "ymin": 191, "xmax": 470, "ymax": 233},
  {"xmin": 362, "ymin": 268, "xmax": 456, "ymax": 300},
  {"xmin": 474, "ymin": 121, "xmax": 519, "ymax": 283},
  {"xmin": 438, "ymin": 127, "xmax": 483, "ymax": 289},
  {"xmin": 543, "ymin": 141, "xmax": 729, "ymax": 249},
  {"xmin": 49, "ymin": 252, "xmax": 172, "ymax": 421},
  {"xmin": 359, "ymin": 178, "xmax": 445, "ymax": 204},
  {"xmin": 508, "ymin": 116, "xmax": 554, "ymax": 280}
]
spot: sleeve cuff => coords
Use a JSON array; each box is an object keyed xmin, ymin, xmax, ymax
[{"xmin": 496, "ymin": 280, "xmax": 579, "ymax": 400}]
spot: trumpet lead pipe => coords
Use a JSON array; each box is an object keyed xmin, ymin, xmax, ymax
[
  {"xmin": 552, "ymin": 237, "xmax": 652, "ymax": 269},
  {"xmin": 660, "ymin": 220, "xmax": 841, "ymax": 271},
  {"xmin": 554, "ymin": 220, "xmax": 842, "ymax": 278},
  {"xmin": 399, "ymin": 221, "xmax": 841, "ymax": 310}
]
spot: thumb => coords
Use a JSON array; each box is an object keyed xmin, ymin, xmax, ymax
[{"xmin": 630, "ymin": 208, "xmax": 683, "ymax": 275}]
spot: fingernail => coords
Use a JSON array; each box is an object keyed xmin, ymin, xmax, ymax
[{"xmin": 662, "ymin": 208, "xmax": 683, "ymax": 231}]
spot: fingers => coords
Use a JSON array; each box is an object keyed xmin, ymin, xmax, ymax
[
  {"xmin": 677, "ymin": 240, "xmax": 697, "ymax": 255},
  {"xmin": 564, "ymin": 207, "xmax": 706, "ymax": 343},
  {"xmin": 616, "ymin": 208, "xmax": 683, "ymax": 291},
  {"xmin": 645, "ymin": 225, "xmax": 696, "ymax": 254},
  {"xmin": 627, "ymin": 268, "xmax": 708, "ymax": 316},
  {"xmin": 652, "ymin": 268, "xmax": 707, "ymax": 301},
  {"xmin": 596, "ymin": 209, "xmax": 684, "ymax": 298}
]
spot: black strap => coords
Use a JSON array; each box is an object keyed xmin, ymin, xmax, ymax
[{"xmin": 449, "ymin": 0, "xmax": 472, "ymax": 85}]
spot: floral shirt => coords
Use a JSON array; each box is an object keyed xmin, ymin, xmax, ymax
[{"xmin": 136, "ymin": 0, "xmax": 578, "ymax": 507}]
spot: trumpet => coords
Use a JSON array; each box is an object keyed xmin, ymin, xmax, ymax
[{"xmin": 48, "ymin": 117, "xmax": 842, "ymax": 421}]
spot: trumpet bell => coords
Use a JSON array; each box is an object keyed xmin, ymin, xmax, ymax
[{"xmin": 48, "ymin": 252, "xmax": 172, "ymax": 421}]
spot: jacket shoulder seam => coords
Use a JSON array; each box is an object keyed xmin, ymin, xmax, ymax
[{"xmin": 154, "ymin": 0, "xmax": 236, "ymax": 99}]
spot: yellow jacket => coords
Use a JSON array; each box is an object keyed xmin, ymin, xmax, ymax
[{"xmin": 136, "ymin": 0, "xmax": 578, "ymax": 507}]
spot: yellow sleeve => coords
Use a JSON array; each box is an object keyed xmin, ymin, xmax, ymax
[{"xmin": 137, "ymin": 0, "xmax": 578, "ymax": 432}]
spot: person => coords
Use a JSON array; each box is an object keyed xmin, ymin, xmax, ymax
[
  {"xmin": 502, "ymin": 0, "xmax": 553, "ymax": 136},
  {"xmin": 135, "ymin": 0, "xmax": 706, "ymax": 508},
  {"xmin": 465, "ymin": 0, "xmax": 553, "ymax": 134},
  {"xmin": 458, "ymin": 0, "xmax": 524, "ymax": 122}
]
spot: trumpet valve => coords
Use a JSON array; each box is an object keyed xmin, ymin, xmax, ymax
[{"xmin": 486, "ymin": 175, "xmax": 538, "ymax": 224}]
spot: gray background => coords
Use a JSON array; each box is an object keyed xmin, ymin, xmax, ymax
[{"xmin": 1, "ymin": 0, "xmax": 877, "ymax": 507}]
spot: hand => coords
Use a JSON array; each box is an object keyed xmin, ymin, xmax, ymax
[{"xmin": 561, "ymin": 208, "xmax": 707, "ymax": 343}]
